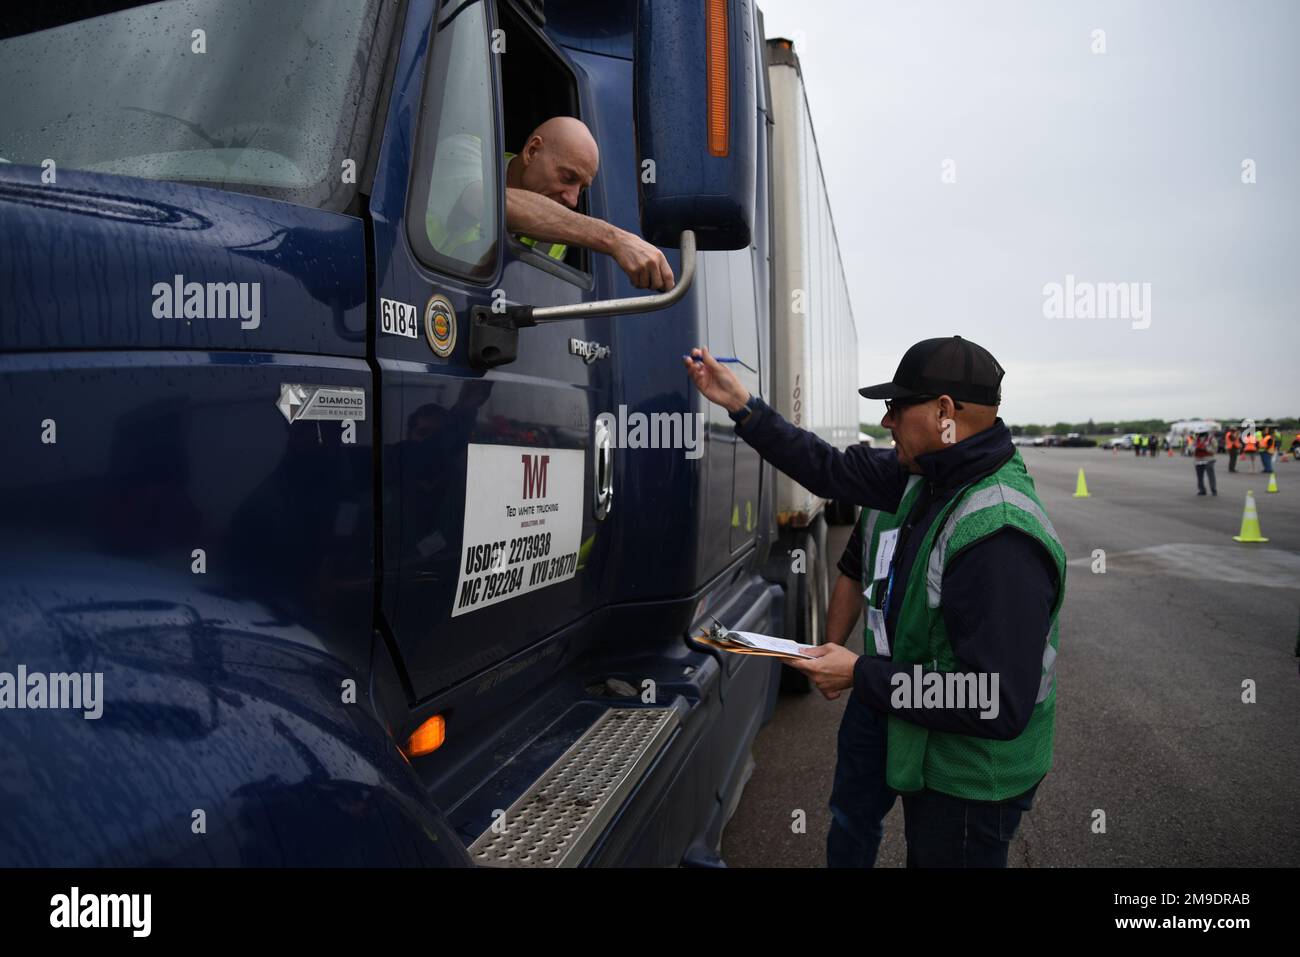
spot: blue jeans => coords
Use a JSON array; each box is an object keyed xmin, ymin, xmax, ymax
[
  {"xmin": 827, "ymin": 695, "xmax": 897, "ymax": 867},
  {"xmin": 1261, "ymin": 452, "xmax": 1274, "ymax": 473},
  {"xmin": 1196, "ymin": 460, "xmax": 1217, "ymax": 494},
  {"xmin": 901, "ymin": 785, "xmax": 1036, "ymax": 867}
]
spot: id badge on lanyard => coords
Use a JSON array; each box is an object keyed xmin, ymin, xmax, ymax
[{"xmin": 864, "ymin": 528, "xmax": 900, "ymax": 657}]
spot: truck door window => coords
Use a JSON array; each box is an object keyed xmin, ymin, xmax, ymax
[
  {"xmin": 730, "ymin": 248, "xmax": 761, "ymax": 365},
  {"xmin": 408, "ymin": 0, "xmax": 500, "ymax": 280},
  {"xmin": 496, "ymin": 0, "xmax": 590, "ymax": 278}
]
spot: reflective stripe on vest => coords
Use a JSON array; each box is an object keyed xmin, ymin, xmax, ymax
[
  {"xmin": 923, "ymin": 481, "xmax": 1064, "ymax": 704},
  {"xmin": 925, "ymin": 483, "xmax": 1061, "ymax": 608},
  {"xmin": 1039, "ymin": 642, "xmax": 1058, "ymax": 703},
  {"xmin": 518, "ymin": 233, "xmax": 568, "ymax": 260}
]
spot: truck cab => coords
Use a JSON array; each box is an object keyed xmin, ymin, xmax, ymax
[{"xmin": 0, "ymin": 0, "xmax": 792, "ymax": 866}]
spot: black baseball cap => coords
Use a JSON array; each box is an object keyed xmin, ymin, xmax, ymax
[{"xmin": 859, "ymin": 336, "xmax": 1004, "ymax": 406}]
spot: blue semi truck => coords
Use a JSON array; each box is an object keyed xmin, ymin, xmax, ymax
[{"xmin": 0, "ymin": 0, "xmax": 858, "ymax": 866}]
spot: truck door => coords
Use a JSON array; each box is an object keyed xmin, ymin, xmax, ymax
[{"xmin": 368, "ymin": 0, "xmax": 609, "ymax": 700}]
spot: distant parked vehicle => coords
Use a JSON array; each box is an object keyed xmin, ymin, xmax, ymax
[{"xmin": 1167, "ymin": 419, "xmax": 1221, "ymax": 452}]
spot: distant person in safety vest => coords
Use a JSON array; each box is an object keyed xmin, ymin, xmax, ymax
[
  {"xmin": 685, "ymin": 336, "xmax": 1064, "ymax": 868},
  {"xmin": 1225, "ymin": 429, "xmax": 1240, "ymax": 472},
  {"xmin": 1260, "ymin": 428, "xmax": 1277, "ymax": 473},
  {"xmin": 1243, "ymin": 429, "xmax": 1258, "ymax": 471}
]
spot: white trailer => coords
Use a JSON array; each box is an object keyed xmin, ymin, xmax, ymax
[
  {"xmin": 760, "ymin": 37, "xmax": 861, "ymax": 669},
  {"xmin": 766, "ymin": 37, "xmax": 860, "ymax": 530}
]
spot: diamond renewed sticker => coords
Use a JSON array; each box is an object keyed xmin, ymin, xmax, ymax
[{"xmin": 276, "ymin": 384, "xmax": 366, "ymax": 422}]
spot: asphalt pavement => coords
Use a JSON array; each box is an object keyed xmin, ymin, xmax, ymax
[{"xmin": 721, "ymin": 447, "xmax": 1300, "ymax": 867}]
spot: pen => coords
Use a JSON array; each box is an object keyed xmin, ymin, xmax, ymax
[{"xmin": 683, "ymin": 354, "xmax": 743, "ymax": 363}]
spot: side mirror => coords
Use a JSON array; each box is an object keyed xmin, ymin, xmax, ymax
[{"xmin": 634, "ymin": 0, "xmax": 757, "ymax": 251}]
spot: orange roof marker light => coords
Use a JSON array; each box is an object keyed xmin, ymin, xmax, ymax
[
  {"xmin": 706, "ymin": 0, "xmax": 729, "ymax": 156},
  {"xmin": 405, "ymin": 714, "xmax": 446, "ymax": 757}
]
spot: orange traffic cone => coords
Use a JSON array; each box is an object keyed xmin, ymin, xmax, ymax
[
  {"xmin": 1232, "ymin": 491, "xmax": 1269, "ymax": 543},
  {"xmin": 1073, "ymin": 469, "xmax": 1090, "ymax": 498}
]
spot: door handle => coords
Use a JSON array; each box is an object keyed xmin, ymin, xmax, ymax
[{"xmin": 594, "ymin": 419, "xmax": 614, "ymax": 521}]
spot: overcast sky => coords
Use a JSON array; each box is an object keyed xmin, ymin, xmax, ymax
[{"xmin": 757, "ymin": 0, "xmax": 1299, "ymax": 426}]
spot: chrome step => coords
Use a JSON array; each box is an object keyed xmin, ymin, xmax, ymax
[{"xmin": 468, "ymin": 706, "xmax": 679, "ymax": 867}]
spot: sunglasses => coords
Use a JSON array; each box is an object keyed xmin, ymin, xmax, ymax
[{"xmin": 884, "ymin": 395, "xmax": 964, "ymax": 413}]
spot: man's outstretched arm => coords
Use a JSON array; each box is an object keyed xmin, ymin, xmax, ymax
[
  {"xmin": 684, "ymin": 347, "xmax": 909, "ymax": 511},
  {"xmin": 505, "ymin": 188, "xmax": 674, "ymax": 290}
]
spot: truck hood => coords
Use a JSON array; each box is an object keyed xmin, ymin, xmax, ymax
[{"xmin": 0, "ymin": 164, "xmax": 366, "ymax": 356}]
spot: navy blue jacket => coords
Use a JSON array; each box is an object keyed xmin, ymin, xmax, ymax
[{"xmin": 734, "ymin": 397, "xmax": 1059, "ymax": 741}]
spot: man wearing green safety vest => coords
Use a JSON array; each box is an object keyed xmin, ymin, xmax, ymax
[
  {"xmin": 685, "ymin": 336, "xmax": 1065, "ymax": 867},
  {"xmin": 427, "ymin": 117, "xmax": 674, "ymax": 290}
]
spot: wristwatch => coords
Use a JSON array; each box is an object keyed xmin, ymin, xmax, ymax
[{"xmin": 728, "ymin": 393, "xmax": 760, "ymax": 425}]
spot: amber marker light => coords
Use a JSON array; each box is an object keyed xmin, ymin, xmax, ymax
[
  {"xmin": 706, "ymin": 0, "xmax": 729, "ymax": 156},
  {"xmin": 406, "ymin": 714, "xmax": 446, "ymax": 757}
]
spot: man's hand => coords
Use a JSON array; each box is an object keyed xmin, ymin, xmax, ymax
[
  {"xmin": 610, "ymin": 228, "xmax": 674, "ymax": 291},
  {"xmin": 787, "ymin": 643, "xmax": 860, "ymax": 700},
  {"xmin": 683, "ymin": 347, "xmax": 750, "ymax": 413},
  {"xmin": 505, "ymin": 188, "xmax": 673, "ymax": 290}
]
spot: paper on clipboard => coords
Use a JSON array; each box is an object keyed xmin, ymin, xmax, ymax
[
  {"xmin": 695, "ymin": 629, "xmax": 818, "ymax": 660},
  {"xmin": 729, "ymin": 630, "xmax": 818, "ymax": 658},
  {"xmin": 695, "ymin": 637, "xmax": 810, "ymax": 659}
]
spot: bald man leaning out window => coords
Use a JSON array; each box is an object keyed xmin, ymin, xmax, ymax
[{"xmin": 506, "ymin": 117, "xmax": 674, "ymax": 291}]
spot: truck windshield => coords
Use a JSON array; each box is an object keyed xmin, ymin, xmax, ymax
[{"xmin": 0, "ymin": 0, "xmax": 380, "ymax": 207}]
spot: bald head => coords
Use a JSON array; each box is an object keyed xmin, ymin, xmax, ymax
[
  {"xmin": 508, "ymin": 116, "xmax": 599, "ymax": 209},
  {"xmin": 532, "ymin": 117, "xmax": 598, "ymax": 165}
]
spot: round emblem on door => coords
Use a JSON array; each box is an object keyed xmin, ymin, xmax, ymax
[{"xmin": 424, "ymin": 295, "xmax": 457, "ymax": 358}]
